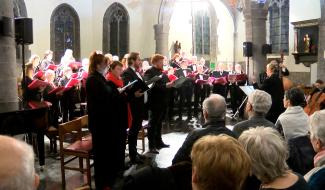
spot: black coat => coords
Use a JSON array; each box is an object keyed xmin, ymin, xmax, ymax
[
  {"xmin": 106, "ymin": 80, "xmax": 129, "ymax": 133},
  {"xmin": 121, "ymin": 67, "xmax": 145, "ymax": 117},
  {"xmin": 254, "ymin": 74, "xmax": 285, "ymax": 123},
  {"xmin": 172, "ymin": 120, "xmax": 237, "ymax": 164},
  {"xmin": 144, "ymin": 67, "xmax": 170, "ymax": 109},
  {"xmin": 86, "ymin": 71, "xmax": 128, "ymax": 187},
  {"xmin": 86, "ymin": 71, "xmax": 114, "ymax": 135}
]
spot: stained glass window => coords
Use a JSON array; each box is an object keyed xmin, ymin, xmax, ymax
[
  {"xmin": 269, "ymin": 0, "xmax": 289, "ymax": 53},
  {"xmin": 194, "ymin": 9, "xmax": 210, "ymax": 55},
  {"xmin": 51, "ymin": 4, "xmax": 80, "ymax": 62},
  {"xmin": 103, "ymin": 3, "xmax": 129, "ymax": 59}
]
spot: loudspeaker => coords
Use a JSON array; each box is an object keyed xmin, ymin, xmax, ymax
[
  {"xmin": 262, "ymin": 44, "xmax": 272, "ymax": 54},
  {"xmin": 15, "ymin": 17, "xmax": 33, "ymax": 45},
  {"xmin": 243, "ymin": 42, "xmax": 252, "ymax": 57}
]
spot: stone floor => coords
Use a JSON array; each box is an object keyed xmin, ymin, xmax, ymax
[{"xmin": 35, "ymin": 112, "xmax": 238, "ymax": 190}]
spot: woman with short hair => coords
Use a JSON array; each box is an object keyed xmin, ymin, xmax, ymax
[
  {"xmin": 239, "ymin": 127, "xmax": 310, "ymax": 190},
  {"xmin": 191, "ymin": 135, "xmax": 251, "ymax": 190}
]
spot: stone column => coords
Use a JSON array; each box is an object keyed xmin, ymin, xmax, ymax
[
  {"xmin": 154, "ymin": 24, "xmax": 170, "ymax": 56},
  {"xmin": 0, "ymin": 0, "xmax": 19, "ymax": 111},
  {"xmin": 317, "ymin": 0, "xmax": 325, "ymax": 81},
  {"xmin": 243, "ymin": 2, "xmax": 268, "ymax": 82}
]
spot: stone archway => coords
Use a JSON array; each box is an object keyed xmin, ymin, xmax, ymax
[{"xmin": 13, "ymin": 0, "xmax": 28, "ymax": 17}]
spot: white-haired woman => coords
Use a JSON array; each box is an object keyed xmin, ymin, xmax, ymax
[
  {"xmin": 304, "ymin": 110, "xmax": 325, "ymax": 190},
  {"xmin": 239, "ymin": 127, "xmax": 310, "ymax": 190}
]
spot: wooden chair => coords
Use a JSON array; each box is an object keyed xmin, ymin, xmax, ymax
[
  {"xmin": 137, "ymin": 120, "xmax": 148, "ymax": 152},
  {"xmin": 59, "ymin": 116, "xmax": 93, "ymax": 188}
]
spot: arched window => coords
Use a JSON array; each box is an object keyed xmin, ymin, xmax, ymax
[
  {"xmin": 269, "ymin": 0, "xmax": 289, "ymax": 53},
  {"xmin": 50, "ymin": 4, "xmax": 80, "ymax": 62},
  {"xmin": 193, "ymin": 7, "xmax": 210, "ymax": 56},
  {"xmin": 103, "ymin": 3, "xmax": 129, "ymax": 59}
]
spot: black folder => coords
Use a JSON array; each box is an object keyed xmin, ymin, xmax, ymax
[{"xmin": 173, "ymin": 77, "xmax": 188, "ymax": 88}]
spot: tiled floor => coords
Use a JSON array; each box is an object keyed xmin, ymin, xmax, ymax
[{"xmin": 35, "ymin": 113, "xmax": 238, "ymax": 190}]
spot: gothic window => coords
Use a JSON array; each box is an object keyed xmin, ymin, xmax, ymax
[
  {"xmin": 103, "ymin": 3, "xmax": 129, "ymax": 59},
  {"xmin": 269, "ymin": 0, "xmax": 289, "ymax": 53},
  {"xmin": 50, "ymin": 4, "xmax": 80, "ymax": 62},
  {"xmin": 193, "ymin": 8, "xmax": 210, "ymax": 55}
]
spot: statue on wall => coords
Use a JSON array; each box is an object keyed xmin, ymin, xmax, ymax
[
  {"xmin": 173, "ymin": 40, "xmax": 181, "ymax": 54},
  {"xmin": 303, "ymin": 34, "xmax": 311, "ymax": 53}
]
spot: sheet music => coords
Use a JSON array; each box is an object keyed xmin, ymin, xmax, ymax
[
  {"xmin": 239, "ymin": 86, "xmax": 255, "ymax": 96},
  {"xmin": 119, "ymin": 80, "xmax": 138, "ymax": 92}
]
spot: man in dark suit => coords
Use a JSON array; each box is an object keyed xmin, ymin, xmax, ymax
[
  {"xmin": 174, "ymin": 61, "xmax": 194, "ymax": 120},
  {"xmin": 144, "ymin": 54, "xmax": 174, "ymax": 153},
  {"xmin": 122, "ymin": 52, "xmax": 146, "ymax": 164},
  {"xmin": 233, "ymin": 89, "xmax": 275, "ymax": 136},
  {"xmin": 172, "ymin": 94, "xmax": 237, "ymax": 164}
]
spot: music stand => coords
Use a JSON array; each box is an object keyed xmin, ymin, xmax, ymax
[{"xmin": 231, "ymin": 85, "xmax": 255, "ymax": 120}]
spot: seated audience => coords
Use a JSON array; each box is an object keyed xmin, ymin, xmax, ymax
[
  {"xmin": 172, "ymin": 94, "xmax": 236, "ymax": 164},
  {"xmin": 239, "ymin": 127, "xmax": 310, "ymax": 190},
  {"xmin": 191, "ymin": 135, "xmax": 251, "ymax": 190},
  {"xmin": 275, "ymin": 87, "xmax": 309, "ymax": 140},
  {"xmin": 280, "ymin": 89, "xmax": 315, "ymax": 175},
  {"xmin": 0, "ymin": 135, "xmax": 39, "ymax": 190},
  {"xmin": 304, "ymin": 110, "xmax": 325, "ymax": 190},
  {"xmin": 233, "ymin": 89, "xmax": 274, "ymax": 136}
]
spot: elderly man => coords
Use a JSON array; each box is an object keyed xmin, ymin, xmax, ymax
[
  {"xmin": 191, "ymin": 135, "xmax": 251, "ymax": 190},
  {"xmin": 233, "ymin": 89, "xmax": 275, "ymax": 136},
  {"xmin": 0, "ymin": 135, "xmax": 39, "ymax": 190},
  {"xmin": 172, "ymin": 94, "xmax": 236, "ymax": 164},
  {"xmin": 304, "ymin": 110, "xmax": 325, "ymax": 190}
]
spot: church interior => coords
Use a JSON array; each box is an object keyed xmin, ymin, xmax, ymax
[{"xmin": 0, "ymin": 0, "xmax": 325, "ymax": 190}]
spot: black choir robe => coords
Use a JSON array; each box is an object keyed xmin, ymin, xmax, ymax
[{"xmin": 86, "ymin": 71, "xmax": 128, "ymax": 188}]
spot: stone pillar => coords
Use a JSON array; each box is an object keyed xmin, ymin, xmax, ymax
[
  {"xmin": 154, "ymin": 24, "xmax": 170, "ymax": 56},
  {"xmin": 243, "ymin": 2, "xmax": 268, "ymax": 82},
  {"xmin": 317, "ymin": 0, "xmax": 325, "ymax": 81},
  {"xmin": 0, "ymin": 0, "xmax": 19, "ymax": 111}
]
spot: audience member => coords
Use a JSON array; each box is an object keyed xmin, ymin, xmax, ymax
[
  {"xmin": 275, "ymin": 87, "xmax": 309, "ymax": 140},
  {"xmin": 0, "ymin": 135, "xmax": 39, "ymax": 190},
  {"xmin": 304, "ymin": 110, "xmax": 325, "ymax": 190},
  {"xmin": 191, "ymin": 135, "xmax": 251, "ymax": 190},
  {"xmin": 239, "ymin": 127, "xmax": 310, "ymax": 190},
  {"xmin": 172, "ymin": 94, "xmax": 236, "ymax": 164},
  {"xmin": 233, "ymin": 89, "xmax": 274, "ymax": 135}
]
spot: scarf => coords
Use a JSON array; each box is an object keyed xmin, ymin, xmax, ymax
[
  {"xmin": 314, "ymin": 149, "xmax": 325, "ymax": 167},
  {"xmin": 106, "ymin": 72, "xmax": 133, "ymax": 129},
  {"xmin": 106, "ymin": 72, "xmax": 123, "ymax": 87}
]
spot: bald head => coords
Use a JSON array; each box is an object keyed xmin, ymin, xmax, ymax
[
  {"xmin": 0, "ymin": 135, "xmax": 38, "ymax": 190},
  {"xmin": 202, "ymin": 94, "xmax": 227, "ymax": 121}
]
